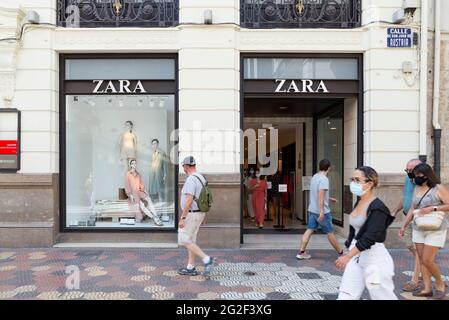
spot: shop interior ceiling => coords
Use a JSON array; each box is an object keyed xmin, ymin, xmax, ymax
[{"xmin": 244, "ymin": 98, "xmax": 343, "ymax": 117}]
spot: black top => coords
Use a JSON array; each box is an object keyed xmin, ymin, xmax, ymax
[
  {"xmin": 345, "ymin": 198, "xmax": 395, "ymax": 252},
  {"xmin": 268, "ymin": 173, "xmax": 282, "ymax": 196}
]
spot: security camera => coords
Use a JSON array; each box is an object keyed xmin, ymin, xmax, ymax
[{"xmin": 403, "ymin": 0, "xmax": 418, "ymax": 15}]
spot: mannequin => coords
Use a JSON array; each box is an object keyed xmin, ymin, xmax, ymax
[
  {"xmin": 148, "ymin": 138, "xmax": 167, "ymax": 202},
  {"xmin": 119, "ymin": 121, "xmax": 137, "ymax": 170},
  {"xmin": 124, "ymin": 159, "xmax": 163, "ymax": 226}
]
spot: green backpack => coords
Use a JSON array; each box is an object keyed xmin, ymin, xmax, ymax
[{"xmin": 192, "ymin": 174, "xmax": 213, "ymax": 212}]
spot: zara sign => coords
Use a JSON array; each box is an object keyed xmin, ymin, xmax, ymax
[
  {"xmin": 92, "ymin": 80, "xmax": 147, "ymax": 93},
  {"xmin": 274, "ymin": 79, "xmax": 329, "ymax": 93}
]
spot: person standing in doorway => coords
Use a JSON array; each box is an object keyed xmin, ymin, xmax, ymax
[
  {"xmin": 177, "ymin": 156, "xmax": 215, "ymax": 277},
  {"xmin": 297, "ymin": 159, "xmax": 344, "ymax": 259},
  {"xmin": 249, "ymin": 170, "xmax": 268, "ymax": 228},
  {"xmin": 392, "ymin": 158, "xmax": 423, "ymax": 292}
]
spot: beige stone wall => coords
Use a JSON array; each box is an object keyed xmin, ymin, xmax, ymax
[
  {"xmin": 425, "ymin": 32, "xmax": 449, "ymax": 185},
  {"xmin": 0, "ymin": 174, "xmax": 58, "ymax": 247},
  {"xmin": 438, "ymin": 34, "xmax": 449, "ymax": 184}
]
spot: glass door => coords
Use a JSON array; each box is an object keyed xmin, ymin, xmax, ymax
[{"xmin": 316, "ymin": 110, "xmax": 344, "ymax": 225}]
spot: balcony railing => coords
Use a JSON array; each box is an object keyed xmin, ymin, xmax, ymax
[
  {"xmin": 57, "ymin": 0, "xmax": 179, "ymax": 28},
  {"xmin": 241, "ymin": 0, "xmax": 361, "ymax": 29}
]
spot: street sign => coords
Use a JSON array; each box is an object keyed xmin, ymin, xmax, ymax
[{"xmin": 387, "ymin": 28, "xmax": 412, "ymax": 48}]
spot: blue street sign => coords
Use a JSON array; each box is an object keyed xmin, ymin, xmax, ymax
[{"xmin": 387, "ymin": 28, "xmax": 413, "ymax": 47}]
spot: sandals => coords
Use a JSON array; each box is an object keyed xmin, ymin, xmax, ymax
[
  {"xmin": 432, "ymin": 284, "xmax": 447, "ymax": 300},
  {"xmin": 402, "ymin": 281, "xmax": 420, "ymax": 292},
  {"xmin": 432, "ymin": 290, "xmax": 447, "ymax": 300},
  {"xmin": 412, "ymin": 290, "xmax": 433, "ymax": 297}
]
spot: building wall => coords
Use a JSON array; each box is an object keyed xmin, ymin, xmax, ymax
[{"xmin": 1, "ymin": 0, "xmax": 447, "ymax": 247}]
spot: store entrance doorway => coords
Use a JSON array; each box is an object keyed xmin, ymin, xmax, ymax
[{"xmin": 242, "ymin": 98, "xmax": 345, "ymax": 235}]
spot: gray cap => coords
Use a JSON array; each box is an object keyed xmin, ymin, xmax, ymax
[{"xmin": 181, "ymin": 156, "xmax": 196, "ymax": 166}]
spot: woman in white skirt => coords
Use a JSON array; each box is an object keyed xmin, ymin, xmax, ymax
[{"xmin": 336, "ymin": 166, "xmax": 397, "ymax": 300}]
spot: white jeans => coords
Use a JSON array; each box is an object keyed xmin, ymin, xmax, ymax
[{"xmin": 338, "ymin": 242, "xmax": 398, "ymax": 300}]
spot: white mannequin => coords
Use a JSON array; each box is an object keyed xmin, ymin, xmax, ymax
[{"xmin": 119, "ymin": 121, "xmax": 137, "ymax": 170}]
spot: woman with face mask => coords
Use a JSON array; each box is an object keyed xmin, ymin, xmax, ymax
[
  {"xmin": 249, "ymin": 170, "xmax": 268, "ymax": 228},
  {"xmin": 399, "ymin": 163, "xmax": 449, "ymax": 299},
  {"xmin": 336, "ymin": 166, "xmax": 397, "ymax": 300}
]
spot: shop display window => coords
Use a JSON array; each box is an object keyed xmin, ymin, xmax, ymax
[{"xmin": 65, "ymin": 94, "xmax": 175, "ymax": 229}]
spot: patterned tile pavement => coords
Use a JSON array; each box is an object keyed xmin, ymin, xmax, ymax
[{"xmin": 0, "ymin": 248, "xmax": 448, "ymax": 300}]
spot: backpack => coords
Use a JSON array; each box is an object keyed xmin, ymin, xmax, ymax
[{"xmin": 192, "ymin": 174, "xmax": 213, "ymax": 212}]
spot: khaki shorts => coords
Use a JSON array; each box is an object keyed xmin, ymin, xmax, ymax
[
  {"xmin": 413, "ymin": 228, "xmax": 448, "ymax": 248},
  {"xmin": 178, "ymin": 212, "xmax": 206, "ymax": 245}
]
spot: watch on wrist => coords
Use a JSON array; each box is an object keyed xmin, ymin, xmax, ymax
[
  {"xmin": 180, "ymin": 216, "xmax": 187, "ymax": 220},
  {"xmin": 433, "ymin": 206, "xmax": 438, "ymax": 212}
]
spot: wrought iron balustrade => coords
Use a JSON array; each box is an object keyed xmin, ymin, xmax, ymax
[
  {"xmin": 57, "ymin": 0, "xmax": 179, "ymax": 28},
  {"xmin": 241, "ymin": 0, "xmax": 361, "ymax": 29}
]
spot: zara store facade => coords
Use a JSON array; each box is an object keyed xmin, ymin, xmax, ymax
[{"xmin": 0, "ymin": 0, "xmax": 447, "ymax": 248}]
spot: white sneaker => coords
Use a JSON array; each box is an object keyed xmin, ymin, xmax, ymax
[{"xmin": 296, "ymin": 251, "xmax": 311, "ymax": 260}]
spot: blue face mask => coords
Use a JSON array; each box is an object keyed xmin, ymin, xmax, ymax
[{"xmin": 350, "ymin": 181, "xmax": 368, "ymax": 197}]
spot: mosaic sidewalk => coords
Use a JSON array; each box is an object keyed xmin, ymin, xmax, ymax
[{"xmin": 0, "ymin": 249, "xmax": 448, "ymax": 300}]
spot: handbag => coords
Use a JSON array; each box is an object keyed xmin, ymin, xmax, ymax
[{"xmin": 413, "ymin": 188, "xmax": 445, "ymax": 231}]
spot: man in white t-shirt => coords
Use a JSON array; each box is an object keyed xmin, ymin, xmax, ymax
[
  {"xmin": 297, "ymin": 159, "xmax": 344, "ymax": 260},
  {"xmin": 177, "ymin": 156, "xmax": 215, "ymax": 277}
]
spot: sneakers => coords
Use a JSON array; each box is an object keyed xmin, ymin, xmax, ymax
[
  {"xmin": 296, "ymin": 251, "xmax": 312, "ymax": 260},
  {"xmin": 203, "ymin": 257, "xmax": 215, "ymax": 278},
  {"xmin": 177, "ymin": 267, "xmax": 199, "ymax": 276}
]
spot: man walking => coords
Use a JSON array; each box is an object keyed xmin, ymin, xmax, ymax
[
  {"xmin": 297, "ymin": 159, "xmax": 344, "ymax": 259},
  {"xmin": 177, "ymin": 156, "xmax": 215, "ymax": 277},
  {"xmin": 393, "ymin": 158, "xmax": 422, "ymax": 292}
]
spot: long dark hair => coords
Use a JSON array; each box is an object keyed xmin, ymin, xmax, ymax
[{"xmin": 413, "ymin": 163, "xmax": 440, "ymax": 188}]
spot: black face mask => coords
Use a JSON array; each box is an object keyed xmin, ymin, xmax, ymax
[
  {"xmin": 414, "ymin": 176, "xmax": 428, "ymax": 186},
  {"xmin": 407, "ymin": 172, "xmax": 415, "ymax": 180}
]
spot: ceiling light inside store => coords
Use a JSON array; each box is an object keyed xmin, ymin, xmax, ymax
[
  {"xmin": 149, "ymin": 99, "xmax": 155, "ymax": 108},
  {"xmin": 279, "ymin": 106, "xmax": 288, "ymax": 110},
  {"xmin": 119, "ymin": 99, "xmax": 124, "ymax": 108},
  {"xmin": 330, "ymin": 127, "xmax": 337, "ymax": 130},
  {"xmin": 159, "ymin": 98, "xmax": 166, "ymax": 108},
  {"xmin": 137, "ymin": 99, "xmax": 143, "ymax": 107}
]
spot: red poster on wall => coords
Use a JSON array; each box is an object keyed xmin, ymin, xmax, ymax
[{"xmin": 0, "ymin": 140, "xmax": 18, "ymax": 155}]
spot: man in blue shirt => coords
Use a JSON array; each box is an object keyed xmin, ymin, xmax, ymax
[{"xmin": 393, "ymin": 159, "xmax": 422, "ymax": 292}]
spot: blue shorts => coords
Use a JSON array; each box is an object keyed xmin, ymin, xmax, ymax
[{"xmin": 307, "ymin": 211, "xmax": 334, "ymax": 234}]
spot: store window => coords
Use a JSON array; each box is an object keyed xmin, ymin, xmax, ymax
[{"xmin": 61, "ymin": 55, "xmax": 177, "ymax": 230}]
